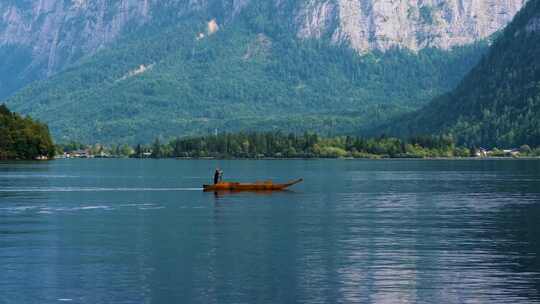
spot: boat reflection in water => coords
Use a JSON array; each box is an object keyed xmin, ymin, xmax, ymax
[{"xmin": 210, "ymin": 189, "xmax": 299, "ymax": 198}]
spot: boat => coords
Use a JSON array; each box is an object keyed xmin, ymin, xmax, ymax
[{"xmin": 203, "ymin": 178, "xmax": 303, "ymax": 192}]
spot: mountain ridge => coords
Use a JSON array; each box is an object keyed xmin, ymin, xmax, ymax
[
  {"xmin": 1, "ymin": 0, "xmax": 528, "ymax": 144},
  {"xmin": 381, "ymin": 0, "xmax": 540, "ymax": 147},
  {"xmin": 5, "ymin": 16, "xmax": 489, "ymax": 143},
  {"xmin": 0, "ymin": 0, "xmax": 524, "ymax": 99}
]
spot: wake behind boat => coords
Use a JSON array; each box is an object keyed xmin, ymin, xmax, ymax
[{"xmin": 203, "ymin": 178, "xmax": 303, "ymax": 192}]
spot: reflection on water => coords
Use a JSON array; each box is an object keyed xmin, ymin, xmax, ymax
[{"xmin": 0, "ymin": 159, "xmax": 539, "ymax": 303}]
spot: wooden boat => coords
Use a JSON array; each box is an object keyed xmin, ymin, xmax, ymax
[{"xmin": 203, "ymin": 178, "xmax": 303, "ymax": 192}]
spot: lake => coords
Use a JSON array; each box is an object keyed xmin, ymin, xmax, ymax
[{"xmin": 1, "ymin": 159, "xmax": 540, "ymax": 303}]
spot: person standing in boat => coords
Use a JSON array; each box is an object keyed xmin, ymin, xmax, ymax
[{"xmin": 214, "ymin": 168, "xmax": 223, "ymax": 184}]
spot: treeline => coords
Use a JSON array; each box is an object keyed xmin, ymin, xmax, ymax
[
  {"xmin": 59, "ymin": 132, "xmax": 540, "ymax": 159},
  {"xmin": 154, "ymin": 133, "xmax": 467, "ymax": 158},
  {"xmin": 0, "ymin": 104, "xmax": 55, "ymax": 160}
]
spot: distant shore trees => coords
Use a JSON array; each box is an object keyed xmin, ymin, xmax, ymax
[
  {"xmin": 55, "ymin": 132, "xmax": 540, "ymax": 159},
  {"xmin": 128, "ymin": 133, "xmax": 488, "ymax": 159}
]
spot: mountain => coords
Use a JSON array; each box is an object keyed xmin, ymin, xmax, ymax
[
  {"xmin": 1, "ymin": 0, "xmax": 524, "ymax": 143},
  {"xmin": 0, "ymin": 0, "xmax": 524, "ymax": 99},
  {"xmin": 384, "ymin": 0, "xmax": 540, "ymax": 148}
]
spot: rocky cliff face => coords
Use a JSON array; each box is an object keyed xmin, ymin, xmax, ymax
[
  {"xmin": 1, "ymin": 0, "xmax": 152, "ymax": 77},
  {"xmin": 0, "ymin": 0, "xmax": 526, "ymax": 95},
  {"xmin": 295, "ymin": 0, "xmax": 526, "ymax": 52}
]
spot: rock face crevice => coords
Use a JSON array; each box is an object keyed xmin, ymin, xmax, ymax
[{"xmin": 0, "ymin": 0, "xmax": 526, "ymax": 94}]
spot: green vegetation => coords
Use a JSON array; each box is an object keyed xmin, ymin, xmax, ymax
[
  {"xmin": 153, "ymin": 133, "xmax": 477, "ymax": 158},
  {"xmin": 5, "ymin": 2, "xmax": 487, "ymax": 144},
  {"xmin": 59, "ymin": 132, "xmax": 483, "ymax": 159},
  {"xmin": 0, "ymin": 104, "xmax": 55, "ymax": 160},
  {"xmin": 384, "ymin": 0, "xmax": 540, "ymax": 148},
  {"xmin": 58, "ymin": 131, "xmax": 540, "ymax": 159}
]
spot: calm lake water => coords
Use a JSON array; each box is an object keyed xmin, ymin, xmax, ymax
[{"xmin": 1, "ymin": 159, "xmax": 540, "ymax": 303}]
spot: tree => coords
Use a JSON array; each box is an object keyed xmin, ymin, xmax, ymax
[
  {"xmin": 0, "ymin": 104, "xmax": 55, "ymax": 160},
  {"xmin": 519, "ymin": 144, "xmax": 532, "ymax": 155},
  {"xmin": 151, "ymin": 138, "xmax": 163, "ymax": 158},
  {"xmin": 135, "ymin": 144, "xmax": 143, "ymax": 158}
]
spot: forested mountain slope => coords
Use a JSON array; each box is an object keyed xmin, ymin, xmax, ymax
[
  {"xmin": 0, "ymin": 0, "xmax": 523, "ymax": 100},
  {"xmin": 0, "ymin": 104, "xmax": 55, "ymax": 159},
  {"xmin": 6, "ymin": 14, "xmax": 486, "ymax": 143},
  {"xmin": 384, "ymin": 0, "xmax": 540, "ymax": 147},
  {"xmin": 1, "ymin": 0, "xmax": 523, "ymax": 143}
]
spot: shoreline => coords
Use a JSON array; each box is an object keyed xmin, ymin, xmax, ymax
[{"xmin": 28, "ymin": 156, "xmax": 540, "ymax": 161}]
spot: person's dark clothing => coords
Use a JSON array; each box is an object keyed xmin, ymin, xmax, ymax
[{"xmin": 214, "ymin": 170, "xmax": 220, "ymax": 184}]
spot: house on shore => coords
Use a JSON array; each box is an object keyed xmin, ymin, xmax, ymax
[
  {"xmin": 66, "ymin": 149, "xmax": 93, "ymax": 158},
  {"xmin": 475, "ymin": 148, "xmax": 520, "ymax": 157}
]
